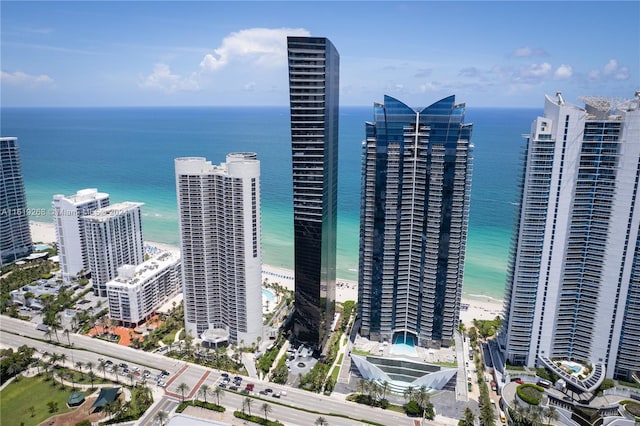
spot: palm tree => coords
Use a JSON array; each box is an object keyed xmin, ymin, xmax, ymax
[
  {"xmin": 199, "ymin": 384, "xmax": 210, "ymax": 404},
  {"xmin": 112, "ymin": 364, "xmax": 120, "ymax": 383},
  {"xmin": 461, "ymin": 407, "xmax": 475, "ymax": 426},
  {"xmin": 403, "ymin": 385, "xmax": 416, "ymax": 403},
  {"xmin": 154, "ymin": 410, "xmax": 168, "ymax": 425},
  {"xmin": 381, "ymin": 380, "xmax": 390, "ymax": 400},
  {"xmin": 99, "ymin": 360, "xmax": 107, "ymax": 380},
  {"xmin": 545, "ymin": 406, "xmax": 559, "ymax": 425},
  {"xmin": 88, "ymin": 371, "xmax": 96, "ymax": 389},
  {"xmin": 243, "ymin": 397, "xmax": 253, "ymax": 416},
  {"xmin": 315, "ymin": 417, "xmax": 328, "ymax": 426},
  {"xmin": 86, "ymin": 361, "xmax": 93, "ymax": 373},
  {"xmin": 75, "ymin": 361, "xmax": 84, "ymax": 372},
  {"xmin": 177, "ymin": 382, "xmax": 190, "ymax": 402},
  {"xmin": 261, "ymin": 402, "xmax": 272, "ymax": 421},
  {"xmin": 63, "ymin": 328, "xmax": 72, "ymax": 346},
  {"xmin": 58, "ymin": 353, "xmax": 67, "ymax": 368},
  {"xmin": 212, "ymin": 386, "xmax": 225, "ymax": 406}
]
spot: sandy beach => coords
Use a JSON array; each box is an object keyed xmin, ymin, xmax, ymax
[{"xmin": 29, "ymin": 220, "xmax": 503, "ymax": 323}]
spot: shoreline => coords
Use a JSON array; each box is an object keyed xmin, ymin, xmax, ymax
[{"xmin": 29, "ymin": 220, "xmax": 503, "ymax": 323}]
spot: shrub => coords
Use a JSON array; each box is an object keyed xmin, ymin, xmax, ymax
[
  {"xmin": 176, "ymin": 400, "xmax": 225, "ymax": 414},
  {"xmin": 75, "ymin": 421, "xmax": 91, "ymax": 426},
  {"xmin": 233, "ymin": 410, "xmax": 284, "ymax": 426},
  {"xmin": 516, "ymin": 384, "xmax": 544, "ymax": 405},
  {"xmin": 404, "ymin": 400, "xmax": 421, "ymax": 416}
]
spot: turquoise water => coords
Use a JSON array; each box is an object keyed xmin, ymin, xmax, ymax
[
  {"xmin": 391, "ymin": 333, "xmax": 417, "ymax": 356},
  {"xmin": 262, "ymin": 288, "xmax": 275, "ymax": 303},
  {"xmin": 1, "ymin": 106, "xmax": 537, "ymax": 300}
]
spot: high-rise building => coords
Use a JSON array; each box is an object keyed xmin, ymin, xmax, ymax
[
  {"xmin": 175, "ymin": 154, "xmax": 262, "ymax": 347},
  {"xmin": 501, "ymin": 93, "xmax": 640, "ymax": 384},
  {"xmin": 53, "ymin": 188, "xmax": 110, "ymax": 283},
  {"xmin": 287, "ymin": 36, "xmax": 339, "ymax": 349},
  {"xmin": 84, "ymin": 202, "xmax": 144, "ymax": 297},
  {"xmin": 0, "ymin": 137, "xmax": 32, "ymax": 266},
  {"xmin": 106, "ymin": 250, "xmax": 181, "ymax": 327},
  {"xmin": 357, "ymin": 95, "xmax": 474, "ymax": 348}
]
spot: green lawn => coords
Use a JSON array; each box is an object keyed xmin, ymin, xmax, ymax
[{"xmin": 0, "ymin": 375, "xmax": 74, "ymax": 426}]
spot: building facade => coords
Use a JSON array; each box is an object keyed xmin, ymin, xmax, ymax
[
  {"xmin": 53, "ymin": 188, "xmax": 110, "ymax": 283},
  {"xmin": 358, "ymin": 95, "xmax": 474, "ymax": 348},
  {"xmin": 0, "ymin": 137, "xmax": 32, "ymax": 266},
  {"xmin": 501, "ymin": 93, "xmax": 640, "ymax": 382},
  {"xmin": 287, "ymin": 36, "xmax": 339, "ymax": 349},
  {"xmin": 106, "ymin": 250, "xmax": 181, "ymax": 327},
  {"xmin": 175, "ymin": 154, "xmax": 262, "ymax": 347},
  {"xmin": 84, "ymin": 202, "xmax": 144, "ymax": 297}
]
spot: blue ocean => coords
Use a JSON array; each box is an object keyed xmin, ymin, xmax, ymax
[{"xmin": 0, "ymin": 106, "xmax": 540, "ymax": 300}]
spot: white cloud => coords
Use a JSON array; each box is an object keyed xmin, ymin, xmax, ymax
[
  {"xmin": 0, "ymin": 70, "xmax": 54, "ymax": 86},
  {"xmin": 603, "ymin": 59, "xmax": 618, "ymax": 75},
  {"xmin": 523, "ymin": 62, "xmax": 552, "ymax": 77},
  {"xmin": 510, "ymin": 47, "xmax": 548, "ymax": 58},
  {"xmin": 243, "ymin": 82, "xmax": 256, "ymax": 91},
  {"xmin": 554, "ymin": 64, "xmax": 573, "ymax": 79},
  {"xmin": 139, "ymin": 63, "xmax": 200, "ymax": 93},
  {"xmin": 200, "ymin": 27, "xmax": 310, "ymax": 72},
  {"xmin": 588, "ymin": 58, "xmax": 630, "ymax": 81}
]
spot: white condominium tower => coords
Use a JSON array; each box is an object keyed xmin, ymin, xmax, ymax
[
  {"xmin": 175, "ymin": 154, "xmax": 262, "ymax": 347},
  {"xmin": 84, "ymin": 202, "xmax": 144, "ymax": 297},
  {"xmin": 106, "ymin": 250, "xmax": 181, "ymax": 327},
  {"xmin": 501, "ymin": 93, "xmax": 640, "ymax": 384},
  {"xmin": 53, "ymin": 188, "xmax": 110, "ymax": 283}
]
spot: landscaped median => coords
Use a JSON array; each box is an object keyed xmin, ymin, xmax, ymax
[{"xmin": 515, "ymin": 383, "xmax": 544, "ymax": 405}]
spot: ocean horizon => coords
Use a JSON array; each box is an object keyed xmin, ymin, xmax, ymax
[{"xmin": 1, "ymin": 105, "xmax": 539, "ymax": 300}]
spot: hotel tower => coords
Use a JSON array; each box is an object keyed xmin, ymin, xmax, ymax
[
  {"xmin": 501, "ymin": 93, "xmax": 640, "ymax": 384},
  {"xmin": 287, "ymin": 36, "xmax": 339, "ymax": 349},
  {"xmin": 53, "ymin": 188, "xmax": 110, "ymax": 283},
  {"xmin": 357, "ymin": 95, "xmax": 474, "ymax": 348},
  {"xmin": 84, "ymin": 202, "xmax": 145, "ymax": 296},
  {"xmin": 175, "ymin": 154, "xmax": 262, "ymax": 347},
  {"xmin": 0, "ymin": 137, "xmax": 32, "ymax": 266}
]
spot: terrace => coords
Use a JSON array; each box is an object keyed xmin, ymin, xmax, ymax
[{"xmin": 538, "ymin": 355, "xmax": 605, "ymax": 393}]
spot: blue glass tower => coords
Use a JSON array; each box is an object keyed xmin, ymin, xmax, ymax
[{"xmin": 358, "ymin": 95, "xmax": 473, "ymax": 348}]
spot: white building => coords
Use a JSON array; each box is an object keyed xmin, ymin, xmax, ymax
[
  {"xmin": 52, "ymin": 188, "xmax": 110, "ymax": 283},
  {"xmin": 501, "ymin": 93, "xmax": 640, "ymax": 384},
  {"xmin": 84, "ymin": 202, "xmax": 144, "ymax": 297},
  {"xmin": 175, "ymin": 154, "xmax": 262, "ymax": 347},
  {"xmin": 106, "ymin": 250, "xmax": 181, "ymax": 326}
]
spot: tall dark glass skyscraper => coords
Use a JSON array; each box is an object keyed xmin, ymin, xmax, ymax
[
  {"xmin": 1, "ymin": 137, "xmax": 32, "ymax": 267},
  {"xmin": 287, "ymin": 36, "xmax": 339, "ymax": 349},
  {"xmin": 358, "ymin": 95, "xmax": 473, "ymax": 348}
]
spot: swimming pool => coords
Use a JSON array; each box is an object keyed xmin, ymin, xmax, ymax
[
  {"xmin": 34, "ymin": 244, "xmax": 51, "ymax": 251},
  {"xmin": 391, "ymin": 333, "xmax": 417, "ymax": 356},
  {"xmin": 262, "ymin": 288, "xmax": 275, "ymax": 303}
]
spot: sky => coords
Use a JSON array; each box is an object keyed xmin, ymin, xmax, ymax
[{"xmin": 1, "ymin": 1, "xmax": 638, "ymax": 108}]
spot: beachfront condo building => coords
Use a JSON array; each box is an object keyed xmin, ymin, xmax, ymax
[
  {"xmin": 84, "ymin": 202, "xmax": 145, "ymax": 297},
  {"xmin": 0, "ymin": 137, "xmax": 33, "ymax": 266},
  {"xmin": 501, "ymin": 93, "xmax": 640, "ymax": 384},
  {"xmin": 52, "ymin": 188, "xmax": 110, "ymax": 283},
  {"xmin": 106, "ymin": 250, "xmax": 181, "ymax": 327},
  {"xmin": 175, "ymin": 154, "xmax": 262, "ymax": 347},
  {"xmin": 357, "ymin": 95, "xmax": 474, "ymax": 348},
  {"xmin": 287, "ymin": 36, "xmax": 339, "ymax": 349}
]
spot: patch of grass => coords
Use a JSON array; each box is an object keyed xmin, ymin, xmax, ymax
[
  {"xmin": 0, "ymin": 375, "xmax": 73, "ymax": 426},
  {"xmin": 516, "ymin": 383, "xmax": 544, "ymax": 405},
  {"xmin": 330, "ymin": 367, "xmax": 339, "ymax": 382},
  {"xmin": 351, "ymin": 348, "xmax": 370, "ymax": 356}
]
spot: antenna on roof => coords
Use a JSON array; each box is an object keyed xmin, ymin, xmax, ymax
[{"xmin": 556, "ymin": 92, "xmax": 565, "ymax": 105}]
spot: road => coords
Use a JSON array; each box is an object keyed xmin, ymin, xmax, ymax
[{"xmin": 1, "ymin": 316, "xmax": 418, "ymax": 426}]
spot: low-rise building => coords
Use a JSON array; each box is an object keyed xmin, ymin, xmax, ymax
[{"xmin": 106, "ymin": 250, "xmax": 181, "ymax": 327}]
